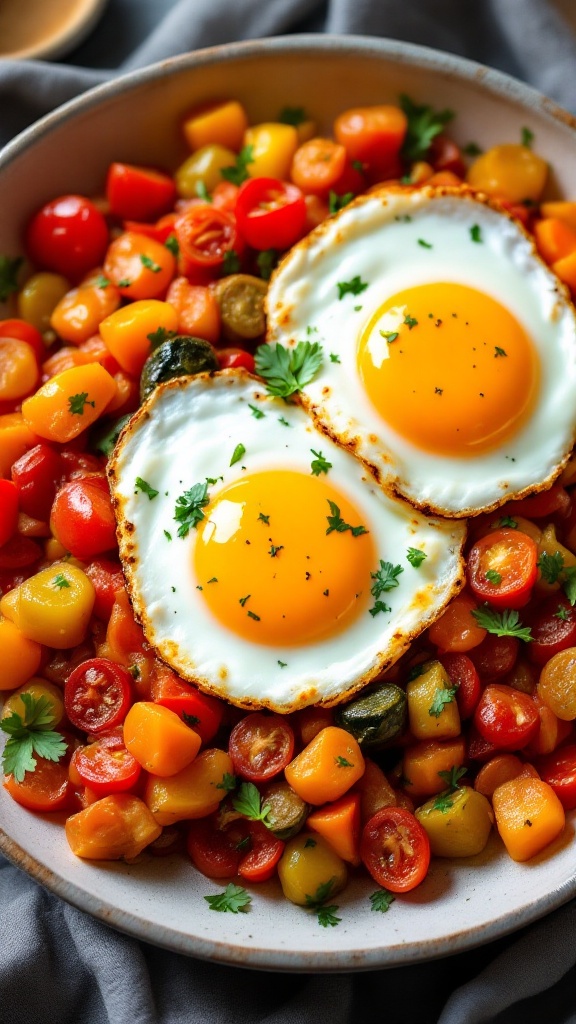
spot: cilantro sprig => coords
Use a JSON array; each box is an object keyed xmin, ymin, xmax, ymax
[
  {"xmin": 310, "ymin": 449, "xmax": 332, "ymax": 476},
  {"xmin": 399, "ymin": 94, "xmax": 455, "ymax": 162},
  {"xmin": 173, "ymin": 479, "xmax": 211, "ymax": 537},
  {"xmin": 369, "ymin": 890, "xmax": 395, "ymax": 913},
  {"xmin": 204, "ymin": 883, "xmax": 251, "ymax": 914},
  {"xmin": 254, "ymin": 340, "xmax": 323, "ymax": 399},
  {"xmin": 471, "ymin": 605, "xmax": 532, "ymax": 641},
  {"xmin": 1, "ymin": 694, "xmax": 67, "ymax": 783}
]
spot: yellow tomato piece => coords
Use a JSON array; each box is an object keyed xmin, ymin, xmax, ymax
[
  {"xmin": 466, "ymin": 143, "xmax": 547, "ymax": 203},
  {"xmin": 65, "ymin": 794, "xmax": 162, "ymax": 860},
  {"xmin": 0, "ymin": 338, "xmax": 39, "ymax": 400},
  {"xmin": 406, "ymin": 660, "xmax": 461, "ymax": 740},
  {"xmin": 0, "ymin": 563, "xmax": 95, "ymax": 649},
  {"xmin": 277, "ymin": 832, "xmax": 347, "ymax": 907},
  {"xmin": 145, "ymin": 748, "xmax": 233, "ymax": 825},
  {"xmin": 99, "ymin": 299, "xmax": 178, "ymax": 377},
  {"xmin": 123, "ymin": 701, "xmax": 201, "ymax": 777},
  {"xmin": 243, "ymin": 122, "xmax": 299, "ymax": 180},
  {"xmin": 182, "ymin": 99, "xmax": 248, "ymax": 153},
  {"xmin": 0, "ymin": 413, "xmax": 38, "ymax": 478},
  {"xmin": 284, "ymin": 726, "xmax": 364, "ymax": 805},
  {"xmin": 415, "ymin": 786, "xmax": 493, "ymax": 857},
  {"xmin": 2, "ymin": 678, "xmax": 65, "ymax": 724},
  {"xmin": 492, "ymin": 776, "xmax": 565, "ymax": 861},
  {"xmin": 175, "ymin": 144, "xmax": 238, "ymax": 197},
  {"xmin": 21, "ymin": 362, "xmax": 116, "ymax": 443},
  {"xmin": 17, "ymin": 272, "xmax": 70, "ymax": 333},
  {"xmin": 0, "ymin": 616, "xmax": 42, "ymax": 690}
]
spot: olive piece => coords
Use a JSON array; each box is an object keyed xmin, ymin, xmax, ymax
[
  {"xmin": 214, "ymin": 273, "xmax": 267, "ymax": 342},
  {"xmin": 334, "ymin": 683, "xmax": 407, "ymax": 751},
  {"xmin": 140, "ymin": 335, "xmax": 219, "ymax": 401}
]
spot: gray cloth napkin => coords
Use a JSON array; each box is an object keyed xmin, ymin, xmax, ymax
[{"xmin": 1, "ymin": 2, "xmax": 576, "ymax": 1022}]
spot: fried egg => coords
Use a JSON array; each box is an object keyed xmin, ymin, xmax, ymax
[
  {"xmin": 266, "ymin": 185, "xmax": 576, "ymax": 518},
  {"xmin": 108, "ymin": 371, "xmax": 465, "ymax": 712}
]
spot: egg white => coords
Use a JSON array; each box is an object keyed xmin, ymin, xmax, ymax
[
  {"xmin": 108, "ymin": 371, "xmax": 465, "ymax": 712},
  {"xmin": 266, "ymin": 185, "xmax": 576, "ymax": 517}
]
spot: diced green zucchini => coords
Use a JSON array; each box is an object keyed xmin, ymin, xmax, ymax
[
  {"xmin": 140, "ymin": 335, "xmax": 218, "ymax": 400},
  {"xmin": 334, "ymin": 683, "xmax": 407, "ymax": 750},
  {"xmin": 261, "ymin": 779, "xmax": 309, "ymax": 840}
]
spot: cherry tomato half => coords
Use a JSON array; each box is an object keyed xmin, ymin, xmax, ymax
[
  {"xmin": 175, "ymin": 205, "xmax": 241, "ymax": 273},
  {"xmin": 106, "ymin": 162, "xmax": 176, "ymax": 222},
  {"xmin": 235, "ymin": 177, "xmax": 307, "ymax": 250},
  {"xmin": 467, "ymin": 528, "xmax": 538, "ymax": 609},
  {"xmin": 473, "ymin": 683, "xmax": 540, "ymax": 750},
  {"xmin": 26, "ymin": 194, "xmax": 109, "ymax": 281},
  {"xmin": 187, "ymin": 814, "xmax": 246, "ymax": 878},
  {"xmin": 150, "ymin": 664, "xmax": 224, "ymax": 744},
  {"xmin": 0, "ymin": 534, "xmax": 41, "ymax": 570},
  {"xmin": 228, "ymin": 712, "xmax": 295, "ymax": 782},
  {"xmin": 217, "ymin": 348, "xmax": 255, "ymax": 372},
  {"xmin": 84, "ymin": 557, "xmax": 125, "ymax": 620},
  {"xmin": 238, "ymin": 820, "xmax": 285, "ymax": 883},
  {"xmin": 0, "ymin": 479, "xmax": 19, "ymax": 548},
  {"xmin": 3, "ymin": 734, "xmax": 75, "ymax": 812},
  {"xmin": 535, "ymin": 743, "xmax": 576, "ymax": 810},
  {"xmin": 70, "ymin": 730, "xmax": 141, "ymax": 796},
  {"xmin": 468, "ymin": 633, "xmax": 520, "ymax": 682},
  {"xmin": 64, "ymin": 658, "xmax": 133, "ymax": 734},
  {"xmin": 526, "ymin": 595, "xmax": 576, "ymax": 666},
  {"xmin": 50, "ymin": 477, "xmax": 117, "ymax": 560},
  {"xmin": 360, "ymin": 806, "xmax": 430, "ymax": 893},
  {"xmin": 0, "ymin": 319, "xmax": 45, "ymax": 362},
  {"xmin": 439, "ymin": 652, "xmax": 481, "ymax": 719},
  {"xmin": 11, "ymin": 443, "xmax": 64, "ymax": 521}
]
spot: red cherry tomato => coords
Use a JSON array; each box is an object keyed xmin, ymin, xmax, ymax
[
  {"xmin": 0, "ymin": 319, "xmax": 45, "ymax": 362},
  {"xmin": 70, "ymin": 730, "xmax": 141, "ymax": 796},
  {"xmin": 467, "ymin": 725, "xmax": 498, "ymax": 763},
  {"xmin": 228, "ymin": 713, "xmax": 295, "ymax": 782},
  {"xmin": 60, "ymin": 449, "xmax": 105, "ymax": 481},
  {"xmin": 535, "ymin": 743, "xmax": 576, "ymax": 810},
  {"xmin": 3, "ymin": 735, "xmax": 75, "ymax": 812},
  {"xmin": 26, "ymin": 194, "xmax": 109, "ymax": 281},
  {"xmin": 175, "ymin": 205, "xmax": 241, "ymax": 273},
  {"xmin": 84, "ymin": 557, "xmax": 125, "ymax": 619},
  {"xmin": 212, "ymin": 181, "xmax": 239, "ymax": 213},
  {"xmin": 360, "ymin": 806, "xmax": 431, "ymax": 893},
  {"xmin": 217, "ymin": 348, "xmax": 255, "ymax": 372},
  {"xmin": 439, "ymin": 652, "xmax": 481, "ymax": 719},
  {"xmin": 150, "ymin": 665, "xmax": 224, "ymax": 744},
  {"xmin": 123, "ymin": 213, "xmax": 178, "ymax": 244},
  {"xmin": 106, "ymin": 162, "xmax": 176, "ymax": 222},
  {"xmin": 50, "ymin": 477, "xmax": 117, "ymax": 560},
  {"xmin": 429, "ymin": 134, "xmax": 466, "ymax": 176},
  {"xmin": 238, "ymin": 820, "xmax": 285, "ymax": 883},
  {"xmin": 467, "ymin": 528, "xmax": 538, "ymax": 609},
  {"xmin": 0, "ymin": 479, "xmax": 19, "ymax": 547},
  {"xmin": 526, "ymin": 595, "xmax": 576, "ymax": 666},
  {"xmin": 11, "ymin": 443, "xmax": 64, "ymax": 520},
  {"xmin": 235, "ymin": 177, "xmax": 307, "ymax": 251},
  {"xmin": 498, "ymin": 483, "xmax": 571, "ymax": 521},
  {"xmin": 473, "ymin": 683, "xmax": 540, "ymax": 750},
  {"xmin": 468, "ymin": 633, "xmax": 520, "ymax": 682},
  {"xmin": 0, "ymin": 534, "xmax": 42, "ymax": 570},
  {"xmin": 186, "ymin": 815, "xmax": 246, "ymax": 878},
  {"xmin": 64, "ymin": 658, "xmax": 133, "ymax": 734}
]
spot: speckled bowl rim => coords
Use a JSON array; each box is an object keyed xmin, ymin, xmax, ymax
[{"xmin": 1, "ymin": 34, "xmax": 575, "ymax": 972}]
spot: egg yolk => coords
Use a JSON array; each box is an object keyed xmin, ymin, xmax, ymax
[
  {"xmin": 194, "ymin": 469, "xmax": 376, "ymax": 646},
  {"xmin": 357, "ymin": 282, "xmax": 540, "ymax": 457}
]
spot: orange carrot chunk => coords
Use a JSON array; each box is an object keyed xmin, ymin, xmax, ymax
[
  {"xmin": 123, "ymin": 701, "xmax": 201, "ymax": 777},
  {"xmin": 492, "ymin": 776, "xmax": 565, "ymax": 861},
  {"xmin": 284, "ymin": 726, "xmax": 364, "ymax": 805},
  {"xmin": 307, "ymin": 791, "xmax": 361, "ymax": 865}
]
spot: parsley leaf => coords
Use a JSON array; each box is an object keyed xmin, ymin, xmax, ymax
[
  {"xmin": 471, "ymin": 605, "xmax": 532, "ymax": 641},
  {"xmin": 369, "ymin": 890, "xmax": 395, "ymax": 913},
  {"xmin": 438, "ymin": 765, "xmax": 467, "ymax": 792},
  {"xmin": 305, "ymin": 879, "xmax": 341, "ymax": 927},
  {"xmin": 0, "ymin": 255, "xmax": 23, "ymax": 302},
  {"xmin": 310, "ymin": 449, "xmax": 332, "ymax": 476},
  {"xmin": 230, "ymin": 442, "xmax": 246, "ymax": 466},
  {"xmin": 248, "ymin": 403, "xmax": 265, "ymax": 419},
  {"xmin": 470, "ymin": 224, "xmax": 483, "ymax": 243},
  {"xmin": 432, "ymin": 792, "xmax": 455, "ymax": 813},
  {"xmin": 165, "ymin": 234, "xmax": 179, "ymax": 256},
  {"xmin": 485, "ymin": 569, "xmax": 502, "ymax": 586},
  {"xmin": 204, "ymin": 883, "xmax": 251, "ymax": 913},
  {"xmin": 555, "ymin": 605, "xmax": 569, "ymax": 621},
  {"xmin": 335, "ymin": 756, "xmax": 354, "ymax": 768},
  {"xmin": 521, "ymin": 126, "xmax": 534, "ymax": 149},
  {"xmin": 279, "ymin": 106, "xmax": 307, "ymax": 126},
  {"xmin": 326, "ymin": 500, "xmax": 367, "ymax": 537},
  {"xmin": 1, "ymin": 694, "xmax": 67, "ymax": 783},
  {"xmin": 330, "ymin": 353, "xmax": 341, "ymax": 363},
  {"xmin": 563, "ymin": 566, "xmax": 576, "ymax": 606},
  {"xmin": 404, "ymin": 313, "xmax": 418, "ymax": 329},
  {"xmin": 429, "ymin": 686, "xmax": 458, "ymax": 718},
  {"xmin": 463, "ymin": 141, "xmax": 482, "ymax": 157},
  {"xmin": 537, "ymin": 550, "xmax": 564, "ymax": 584},
  {"xmin": 68, "ymin": 392, "xmax": 95, "ymax": 415},
  {"xmin": 496, "ymin": 516, "xmax": 517, "ymax": 529},
  {"xmin": 317, "ymin": 905, "xmax": 341, "ymax": 928},
  {"xmin": 232, "ymin": 781, "xmax": 272, "ymax": 826},
  {"xmin": 216, "ymin": 772, "xmax": 237, "ymax": 793},
  {"xmin": 494, "ymin": 346, "xmax": 507, "ymax": 357},
  {"xmin": 182, "ymin": 712, "xmax": 200, "ymax": 728},
  {"xmin": 147, "ymin": 325, "xmax": 177, "ymax": 350},
  {"xmin": 337, "ymin": 275, "xmax": 368, "ymax": 300},
  {"xmin": 173, "ymin": 479, "xmax": 211, "ymax": 537},
  {"xmin": 418, "ymin": 238, "xmax": 432, "ymax": 249},
  {"xmin": 254, "ymin": 340, "xmax": 323, "ymax": 398},
  {"xmin": 52, "ymin": 572, "xmax": 70, "ymax": 589},
  {"xmin": 220, "ymin": 145, "xmax": 254, "ymax": 186},
  {"xmin": 399, "ymin": 94, "xmax": 455, "ymax": 162},
  {"xmin": 380, "ymin": 330, "xmax": 399, "ymax": 343},
  {"xmin": 370, "ymin": 561, "xmax": 404, "ymax": 618},
  {"xmin": 95, "ymin": 274, "xmax": 110, "ymax": 288},
  {"xmin": 369, "ymin": 600, "xmax": 392, "ymax": 618},
  {"xmin": 135, "ymin": 477, "xmax": 159, "ymax": 500},
  {"xmin": 140, "ymin": 253, "xmax": 161, "ymax": 273},
  {"xmin": 256, "ymin": 248, "xmax": 278, "ymax": 281},
  {"xmin": 407, "ymin": 547, "xmax": 427, "ymax": 568},
  {"xmin": 329, "ymin": 190, "xmax": 354, "ymax": 215},
  {"xmin": 222, "ymin": 249, "xmax": 241, "ymax": 275}
]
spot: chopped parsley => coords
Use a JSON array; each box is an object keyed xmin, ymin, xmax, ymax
[
  {"xmin": 494, "ymin": 346, "xmax": 507, "ymax": 357},
  {"xmin": 310, "ymin": 449, "xmax": 332, "ymax": 476},
  {"xmin": 254, "ymin": 340, "xmax": 323, "ymax": 399},
  {"xmin": 256, "ymin": 248, "xmax": 278, "ymax": 281},
  {"xmin": 147, "ymin": 325, "xmax": 177, "ymax": 349},
  {"xmin": 399, "ymin": 94, "xmax": 455, "ymax": 162},
  {"xmin": 195, "ymin": 180, "xmax": 211, "ymax": 202},
  {"xmin": 407, "ymin": 547, "xmax": 427, "ymax": 568},
  {"xmin": 563, "ymin": 566, "xmax": 576, "ymax": 605},
  {"xmin": 326, "ymin": 500, "xmax": 367, "ymax": 537},
  {"xmin": 68, "ymin": 392, "xmax": 95, "ymax": 415},
  {"xmin": 278, "ymin": 106, "xmax": 307, "ymax": 126},
  {"xmin": 232, "ymin": 782, "xmax": 272, "ymax": 826},
  {"xmin": 329, "ymin": 190, "xmax": 354, "ymax": 215},
  {"xmin": 204, "ymin": 883, "xmax": 251, "ymax": 913},
  {"xmin": 248, "ymin": 403, "xmax": 265, "ymax": 419},
  {"xmin": 95, "ymin": 274, "xmax": 110, "ymax": 288},
  {"xmin": 432, "ymin": 792, "xmax": 455, "ymax": 813},
  {"xmin": 470, "ymin": 224, "xmax": 483, "ymax": 243},
  {"xmin": 247, "ymin": 610, "xmax": 261, "ymax": 621},
  {"xmin": 418, "ymin": 238, "xmax": 433, "ymax": 249},
  {"xmin": 140, "ymin": 253, "xmax": 162, "ymax": 273},
  {"xmin": 334, "ymin": 756, "xmax": 354, "ymax": 768},
  {"xmin": 521, "ymin": 126, "xmax": 534, "ymax": 149},
  {"xmin": 278, "ymin": 660, "xmax": 287, "ymax": 668},
  {"xmin": 329, "ymin": 353, "xmax": 341, "ymax": 363},
  {"xmin": 316, "ymin": 905, "xmax": 341, "ymax": 928},
  {"xmin": 305, "ymin": 879, "xmax": 341, "ymax": 927},
  {"xmin": 369, "ymin": 561, "xmax": 404, "ymax": 620},
  {"xmin": 496, "ymin": 515, "xmax": 518, "ymax": 529},
  {"xmin": 438, "ymin": 765, "xmax": 467, "ymax": 792},
  {"xmin": 0, "ymin": 254, "xmax": 23, "ymax": 302},
  {"xmin": 222, "ymin": 249, "xmax": 241, "ymax": 275},
  {"xmin": 485, "ymin": 569, "xmax": 502, "ymax": 586},
  {"xmin": 182, "ymin": 712, "xmax": 200, "ymax": 728},
  {"xmin": 173, "ymin": 479, "xmax": 211, "ymax": 537},
  {"xmin": 117, "ymin": 278, "xmax": 132, "ymax": 287},
  {"xmin": 304, "ymin": 837, "xmax": 317, "ymax": 848},
  {"xmin": 239, "ymin": 594, "xmax": 250, "ymax": 607},
  {"xmin": 278, "ymin": 416, "xmax": 291, "ymax": 427},
  {"xmin": 164, "ymin": 234, "xmax": 179, "ymax": 256},
  {"xmin": 380, "ymin": 330, "xmax": 399, "ymax": 343},
  {"xmin": 1, "ymin": 694, "xmax": 67, "ymax": 783},
  {"xmin": 164, "ymin": 530, "xmax": 172, "ymax": 541},
  {"xmin": 258, "ymin": 512, "xmax": 270, "ymax": 524},
  {"xmin": 215, "ymin": 772, "xmax": 237, "ymax": 793},
  {"xmin": 337, "ymin": 275, "xmax": 368, "ymax": 300},
  {"xmin": 369, "ymin": 891, "xmax": 395, "ymax": 913},
  {"xmin": 135, "ymin": 477, "xmax": 159, "ymax": 500},
  {"xmin": 268, "ymin": 544, "xmax": 284, "ymax": 558},
  {"xmin": 52, "ymin": 572, "xmax": 71, "ymax": 589},
  {"xmin": 471, "ymin": 605, "xmax": 532, "ymax": 641},
  {"xmin": 404, "ymin": 314, "xmax": 418, "ymax": 329},
  {"xmin": 537, "ymin": 550, "xmax": 565, "ymax": 585},
  {"xmin": 429, "ymin": 686, "xmax": 458, "ymax": 718},
  {"xmin": 555, "ymin": 605, "xmax": 569, "ymax": 621},
  {"xmin": 220, "ymin": 145, "xmax": 254, "ymax": 185},
  {"xmin": 230, "ymin": 442, "xmax": 246, "ymax": 466}
]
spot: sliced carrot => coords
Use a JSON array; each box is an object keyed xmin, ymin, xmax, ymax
[
  {"xmin": 123, "ymin": 701, "xmax": 201, "ymax": 777},
  {"xmin": 307, "ymin": 791, "xmax": 361, "ymax": 865},
  {"xmin": 474, "ymin": 753, "xmax": 539, "ymax": 799},
  {"xmin": 534, "ymin": 217, "xmax": 576, "ymax": 265},
  {"xmin": 284, "ymin": 726, "xmax": 364, "ymax": 805},
  {"xmin": 99, "ymin": 299, "xmax": 179, "ymax": 377},
  {"xmin": 166, "ymin": 277, "xmax": 221, "ymax": 342},
  {"xmin": 402, "ymin": 737, "xmax": 467, "ymax": 799},
  {"xmin": 21, "ymin": 363, "xmax": 117, "ymax": 443},
  {"xmin": 492, "ymin": 776, "xmax": 565, "ymax": 861},
  {"xmin": 65, "ymin": 793, "xmax": 161, "ymax": 859}
]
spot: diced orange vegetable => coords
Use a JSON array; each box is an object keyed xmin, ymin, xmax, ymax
[
  {"xmin": 466, "ymin": 144, "xmax": 547, "ymax": 203},
  {"xmin": 0, "ymin": 616, "xmax": 43, "ymax": 690},
  {"xmin": 552, "ymin": 250, "xmax": 576, "ymax": 292},
  {"xmin": 50, "ymin": 282, "xmax": 121, "ymax": 344},
  {"xmin": 296, "ymin": 705, "xmax": 334, "ymax": 747},
  {"xmin": 42, "ymin": 345, "xmax": 92, "ymax": 380},
  {"xmin": 65, "ymin": 793, "xmax": 162, "ymax": 859},
  {"xmin": 243, "ymin": 123, "xmax": 299, "ymax": 180},
  {"xmin": 492, "ymin": 776, "xmax": 565, "ymax": 861},
  {"xmin": 406, "ymin": 660, "xmax": 461, "ymax": 740},
  {"xmin": 21, "ymin": 363, "xmax": 117, "ymax": 443},
  {"xmin": 334, "ymin": 105, "xmax": 407, "ymax": 174},
  {"xmin": 534, "ymin": 217, "xmax": 576, "ymax": 265},
  {"xmin": 540, "ymin": 201, "xmax": 576, "ymax": 231},
  {"xmin": 0, "ymin": 338, "xmax": 39, "ymax": 400},
  {"xmin": 182, "ymin": 99, "xmax": 248, "ymax": 153},
  {"xmin": 103, "ymin": 232, "xmax": 175, "ymax": 302},
  {"xmin": 525, "ymin": 692, "xmax": 573, "ymax": 756},
  {"xmin": 474, "ymin": 753, "xmax": 539, "ymax": 799},
  {"xmin": 306, "ymin": 791, "xmax": 361, "ymax": 865},
  {"xmin": 123, "ymin": 701, "xmax": 201, "ymax": 776},
  {"xmin": 101, "ymin": 588, "xmax": 147, "ymax": 664},
  {"xmin": 166, "ymin": 277, "xmax": 221, "ymax": 343},
  {"xmin": 104, "ymin": 371, "xmax": 139, "ymax": 416},
  {"xmin": 354, "ymin": 756, "xmax": 396, "ymax": 823},
  {"xmin": 428, "ymin": 592, "xmax": 486, "ymax": 652},
  {"xmin": 402, "ymin": 737, "xmax": 467, "ymax": 799},
  {"xmin": 284, "ymin": 726, "xmax": 364, "ymax": 805},
  {"xmin": 0, "ymin": 413, "xmax": 39, "ymax": 477},
  {"xmin": 0, "ymin": 564, "xmax": 95, "ymax": 649},
  {"xmin": 99, "ymin": 299, "xmax": 179, "ymax": 377},
  {"xmin": 290, "ymin": 138, "xmax": 347, "ymax": 195},
  {"xmin": 144, "ymin": 747, "xmax": 233, "ymax": 825}
]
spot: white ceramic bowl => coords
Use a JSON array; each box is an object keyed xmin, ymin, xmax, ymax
[{"xmin": 1, "ymin": 36, "xmax": 575, "ymax": 970}]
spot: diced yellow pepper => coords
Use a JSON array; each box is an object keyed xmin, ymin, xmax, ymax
[
  {"xmin": 243, "ymin": 122, "xmax": 299, "ymax": 180},
  {"xmin": 0, "ymin": 563, "xmax": 95, "ymax": 648},
  {"xmin": 0, "ymin": 616, "xmax": 43, "ymax": 690},
  {"xmin": 406, "ymin": 660, "xmax": 461, "ymax": 740},
  {"xmin": 415, "ymin": 786, "xmax": 493, "ymax": 857}
]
